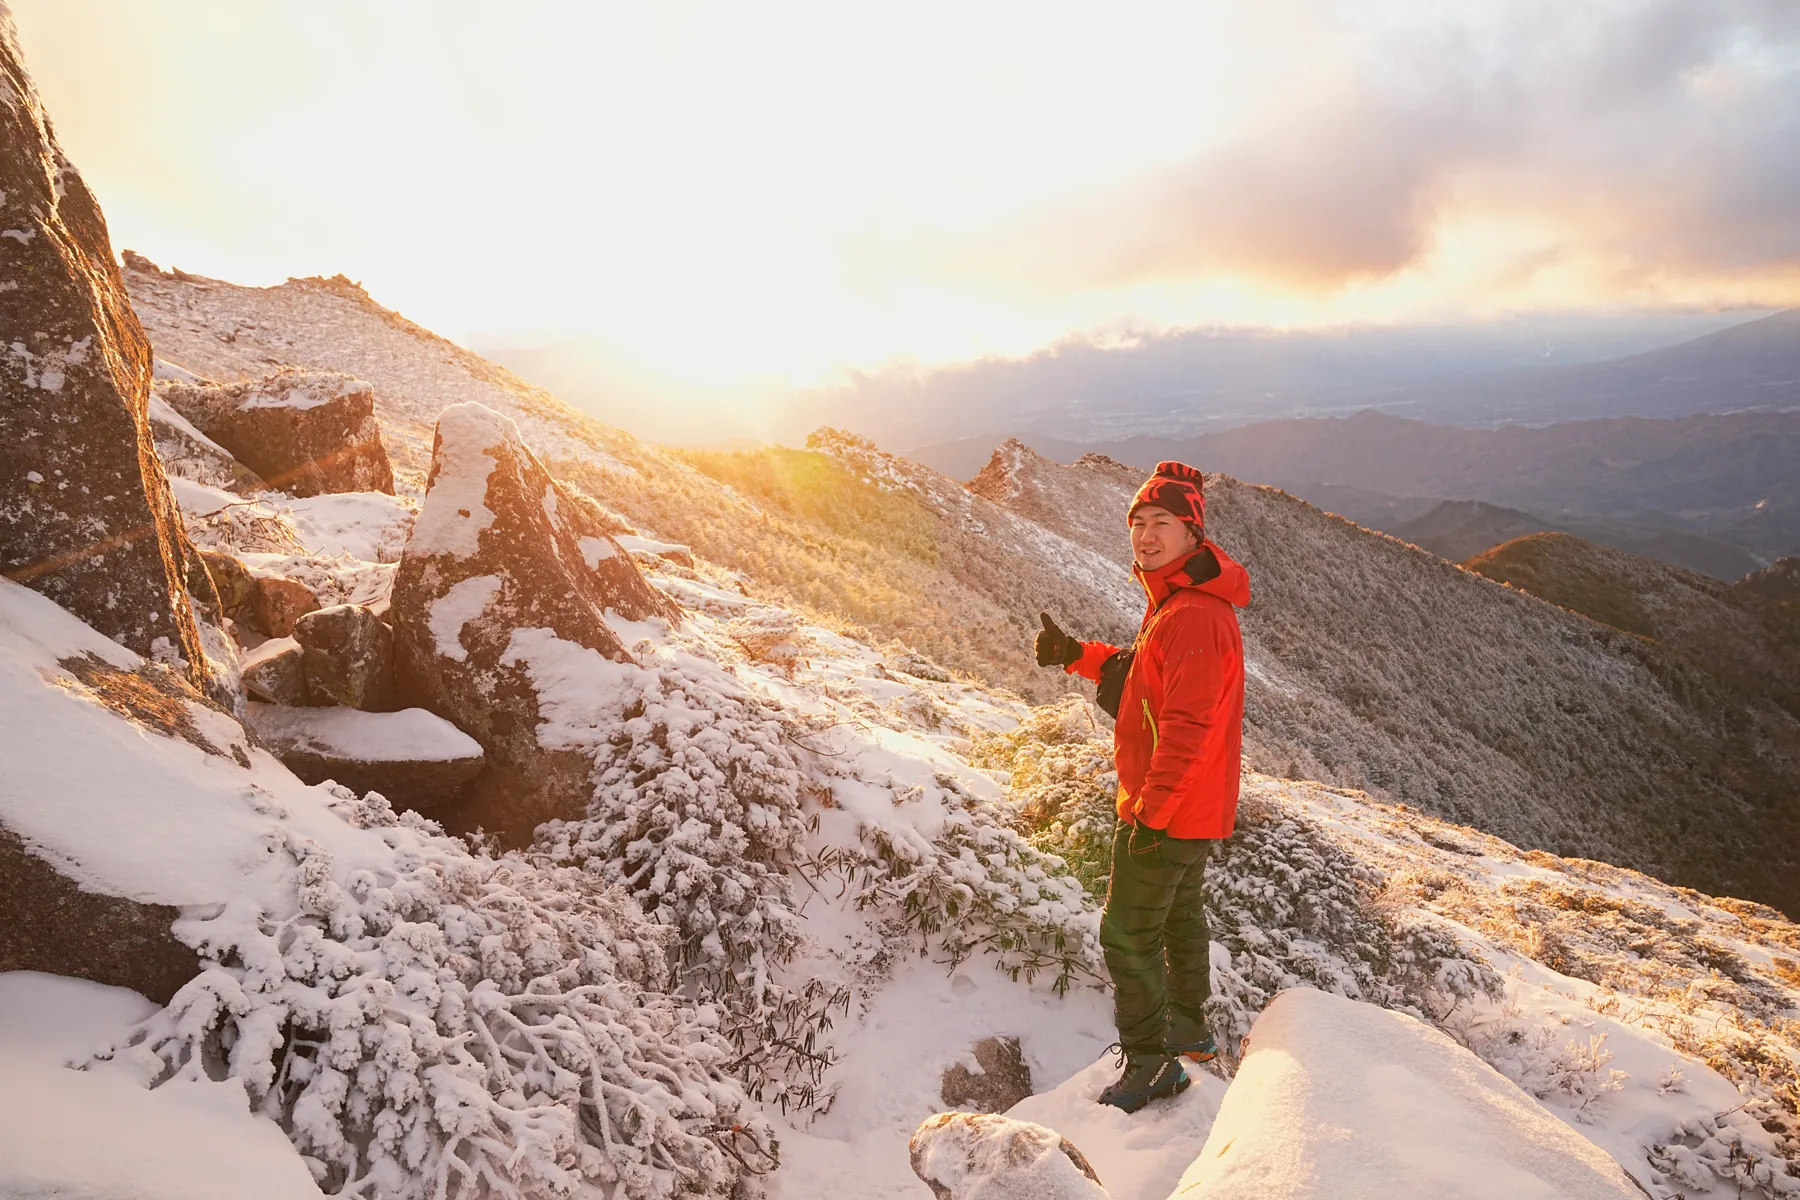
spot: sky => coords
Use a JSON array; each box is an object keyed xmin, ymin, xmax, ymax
[{"xmin": 10, "ymin": 0, "xmax": 1800, "ymax": 436}]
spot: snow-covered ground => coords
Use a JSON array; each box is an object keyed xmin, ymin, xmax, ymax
[{"xmin": 0, "ymin": 972, "xmax": 325, "ymax": 1200}]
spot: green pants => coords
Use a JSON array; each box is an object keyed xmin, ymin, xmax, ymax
[{"xmin": 1099, "ymin": 821, "xmax": 1213, "ymax": 1055}]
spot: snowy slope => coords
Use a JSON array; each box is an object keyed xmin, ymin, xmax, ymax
[
  {"xmin": 123, "ymin": 264, "xmax": 1135, "ymax": 704},
  {"xmin": 0, "ymin": 972, "xmax": 325, "ymax": 1200}
]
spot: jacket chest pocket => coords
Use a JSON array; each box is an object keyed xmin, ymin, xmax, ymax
[{"xmin": 1140, "ymin": 697, "xmax": 1159, "ymax": 752}]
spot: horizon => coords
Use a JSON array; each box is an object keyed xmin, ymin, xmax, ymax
[{"xmin": 12, "ymin": 0, "xmax": 1800, "ymax": 442}]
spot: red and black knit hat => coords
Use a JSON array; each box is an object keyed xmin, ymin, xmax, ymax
[{"xmin": 1128, "ymin": 461, "xmax": 1206, "ymax": 529}]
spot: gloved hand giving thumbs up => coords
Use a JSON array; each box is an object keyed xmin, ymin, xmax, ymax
[{"xmin": 1035, "ymin": 612, "xmax": 1083, "ymax": 669}]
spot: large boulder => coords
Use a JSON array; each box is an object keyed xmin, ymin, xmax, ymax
[
  {"xmin": 910, "ymin": 1112, "xmax": 1108, "ymax": 1200},
  {"xmin": 294, "ymin": 603, "xmax": 394, "ymax": 710},
  {"xmin": 0, "ymin": 20, "xmax": 215, "ymax": 695},
  {"xmin": 161, "ymin": 369, "xmax": 394, "ymax": 497},
  {"xmin": 391, "ymin": 402, "xmax": 677, "ymax": 842},
  {"xmin": 243, "ymin": 702, "xmax": 484, "ymax": 812}
]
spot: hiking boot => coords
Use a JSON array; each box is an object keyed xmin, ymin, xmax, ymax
[
  {"xmin": 1097, "ymin": 1049, "xmax": 1190, "ymax": 1113},
  {"xmin": 1168, "ymin": 1033, "xmax": 1217, "ymax": 1063}
]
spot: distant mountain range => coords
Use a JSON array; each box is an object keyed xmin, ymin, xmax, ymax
[
  {"xmin": 907, "ymin": 408, "xmax": 1800, "ymax": 580},
  {"xmin": 789, "ymin": 310, "xmax": 1777, "ymax": 448},
  {"xmin": 1371, "ymin": 308, "xmax": 1800, "ymax": 424}
]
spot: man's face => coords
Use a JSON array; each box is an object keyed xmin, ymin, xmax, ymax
[{"xmin": 1130, "ymin": 506, "xmax": 1199, "ymax": 571}]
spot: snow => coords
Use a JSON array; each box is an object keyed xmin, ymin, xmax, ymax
[
  {"xmin": 166, "ymin": 473, "xmax": 241, "ymax": 518},
  {"xmin": 152, "ymin": 356, "xmax": 206, "ymax": 383},
  {"xmin": 243, "ymin": 702, "xmax": 482, "ymax": 763},
  {"xmin": 0, "ymin": 577, "xmax": 395, "ymax": 908},
  {"xmin": 767, "ymin": 956, "xmax": 1123, "ymax": 1199},
  {"xmin": 1010, "ymin": 1057, "xmax": 1227, "ymax": 1200},
  {"xmin": 428, "ymin": 573, "xmax": 501, "ymax": 661},
  {"xmin": 282, "ymin": 491, "xmax": 416, "ymax": 562},
  {"xmin": 0, "ymin": 972, "xmax": 325, "ymax": 1200},
  {"xmin": 579, "ymin": 534, "xmax": 617, "ymax": 567},
  {"xmin": 241, "ymin": 634, "xmax": 298, "ymax": 670},
  {"xmin": 236, "ymin": 375, "xmax": 370, "ymax": 410},
  {"xmin": 617, "ymin": 533, "xmax": 690, "ymax": 558},
  {"xmin": 397, "ymin": 402, "xmax": 507, "ymax": 556},
  {"xmin": 1171, "ymin": 989, "xmax": 1646, "ymax": 1199},
  {"xmin": 499, "ymin": 626, "xmax": 637, "ymax": 748}
]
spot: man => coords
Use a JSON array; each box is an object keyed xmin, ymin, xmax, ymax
[{"xmin": 1035, "ymin": 460, "xmax": 1250, "ymax": 1113}]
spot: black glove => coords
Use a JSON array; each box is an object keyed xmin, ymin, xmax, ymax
[{"xmin": 1035, "ymin": 612, "xmax": 1082, "ymax": 669}]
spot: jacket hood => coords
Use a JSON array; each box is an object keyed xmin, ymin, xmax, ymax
[{"xmin": 1135, "ymin": 541, "xmax": 1251, "ymax": 612}]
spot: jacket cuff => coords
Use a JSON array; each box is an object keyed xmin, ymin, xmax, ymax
[
  {"xmin": 1066, "ymin": 640, "xmax": 1116, "ymax": 682},
  {"xmin": 1134, "ymin": 802, "xmax": 1172, "ymax": 831}
]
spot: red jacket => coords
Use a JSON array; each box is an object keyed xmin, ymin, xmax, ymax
[{"xmin": 1068, "ymin": 542, "xmax": 1250, "ymax": 839}]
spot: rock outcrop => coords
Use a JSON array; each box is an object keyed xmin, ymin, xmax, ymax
[
  {"xmin": 0, "ymin": 21, "xmax": 214, "ymax": 694},
  {"xmin": 243, "ymin": 703, "xmax": 484, "ymax": 812},
  {"xmin": 147, "ymin": 393, "xmax": 267, "ymax": 494},
  {"xmin": 294, "ymin": 603, "xmax": 394, "ymax": 710},
  {"xmin": 242, "ymin": 637, "xmax": 307, "ymax": 706},
  {"xmin": 0, "ymin": 826, "xmax": 199, "ymax": 1004},
  {"xmin": 391, "ymin": 402, "xmax": 676, "ymax": 842},
  {"xmin": 161, "ymin": 369, "xmax": 395, "ymax": 497},
  {"xmin": 251, "ymin": 574, "xmax": 320, "ymax": 638},
  {"xmin": 199, "ymin": 549, "xmax": 257, "ymax": 625},
  {"xmin": 941, "ymin": 1036, "xmax": 1034, "ymax": 1114},
  {"xmin": 910, "ymin": 1112, "xmax": 1107, "ymax": 1200}
]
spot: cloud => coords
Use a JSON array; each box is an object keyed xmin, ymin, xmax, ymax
[{"xmin": 872, "ymin": 0, "xmax": 1800, "ymax": 301}]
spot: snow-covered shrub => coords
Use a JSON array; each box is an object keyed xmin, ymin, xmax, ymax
[
  {"xmin": 725, "ymin": 612, "xmax": 807, "ymax": 677},
  {"xmin": 968, "ymin": 697, "xmax": 1116, "ymax": 896},
  {"xmin": 107, "ymin": 791, "xmax": 771, "ymax": 1200},
  {"xmin": 1203, "ymin": 789, "xmax": 1502, "ymax": 1063},
  {"xmin": 819, "ymin": 811, "xmax": 1105, "ymax": 997},
  {"xmin": 1542, "ymin": 1033, "xmax": 1630, "ymax": 1117},
  {"xmin": 530, "ymin": 654, "xmax": 832, "ymax": 1110},
  {"xmin": 181, "ymin": 491, "xmax": 310, "ymax": 556}
]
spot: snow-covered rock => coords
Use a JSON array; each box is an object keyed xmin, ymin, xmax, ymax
[
  {"xmin": 941, "ymin": 1036, "xmax": 1035, "ymax": 1114},
  {"xmin": 390, "ymin": 401, "xmax": 674, "ymax": 841},
  {"xmin": 910, "ymin": 1111, "xmax": 1109, "ymax": 1200},
  {"xmin": 1, "ymin": 825, "xmax": 198, "ymax": 1004},
  {"xmin": 241, "ymin": 635, "xmax": 307, "ymax": 705},
  {"xmin": 1171, "ymin": 988, "xmax": 1646, "ymax": 1200},
  {"xmin": 242, "ymin": 702, "xmax": 483, "ymax": 811},
  {"xmin": 160, "ymin": 369, "xmax": 395, "ymax": 497},
  {"xmin": 0, "ymin": 23, "xmax": 216, "ymax": 695},
  {"xmin": 292, "ymin": 603, "xmax": 394, "ymax": 710}
]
